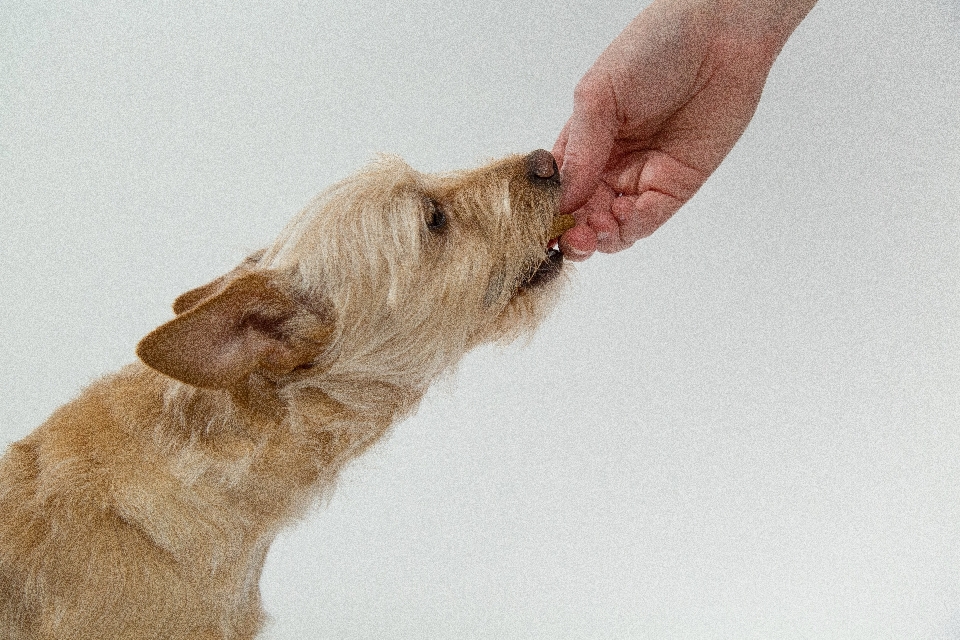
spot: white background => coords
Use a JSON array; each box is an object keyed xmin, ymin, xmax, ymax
[{"xmin": 2, "ymin": 1, "xmax": 959, "ymax": 638}]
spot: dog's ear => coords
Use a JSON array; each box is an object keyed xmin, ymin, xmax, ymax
[
  {"xmin": 173, "ymin": 249, "xmax": 266, "ymax": 315},
  {"xmin": 137, "ymin": 270, "xmax": 333, "ymax": 389}
]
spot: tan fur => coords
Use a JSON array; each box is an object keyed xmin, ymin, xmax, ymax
[{"xmin": 0, "ymin": 151, "xmax": 566, "ymax": 639}]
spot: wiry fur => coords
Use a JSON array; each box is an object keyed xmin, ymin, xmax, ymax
[{"xmin": 0, "ymin": 151, "xmax": 566, "ymax": 639}]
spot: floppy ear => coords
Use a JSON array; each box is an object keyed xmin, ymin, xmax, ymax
[
  {"xmin": 173, "ymin": 249, "xmax": 266, "ymax": 315},
  {"xmin": 137, "ymin": 270, "xmax": 333, "ymax": 389}
]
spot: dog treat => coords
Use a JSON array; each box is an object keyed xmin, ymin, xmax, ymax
[{"xmin": 549, "ymin": 214, "xmax": 575, "ymax": 240}]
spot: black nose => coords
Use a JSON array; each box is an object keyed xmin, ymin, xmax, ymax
[{"xmin": 527, "ymin": 149, "xmax": 560, "ymax": 185}]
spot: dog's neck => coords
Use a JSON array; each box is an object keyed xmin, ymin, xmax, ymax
[
  {"xmin": 153, "ymin": 364, "xmax": 418, "ymax": 509},
  {"xmin": 110, "ymin": 362, "xmax": 422, "ymax": 591}
]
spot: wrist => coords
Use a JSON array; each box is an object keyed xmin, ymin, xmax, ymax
[{"xmin": 715, "ymin": 0, "xmax": 817, "ymax": 55}]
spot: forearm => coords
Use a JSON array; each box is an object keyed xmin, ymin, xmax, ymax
[{"xmin": 616, "ymin": 0, "xmax": 816, "ymax": 57}]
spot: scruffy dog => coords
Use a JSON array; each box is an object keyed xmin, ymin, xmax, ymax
[{"xmin": 0, "ymin": 150, "xmax": 571, "ymax": 639}]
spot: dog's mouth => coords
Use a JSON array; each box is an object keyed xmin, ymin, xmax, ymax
[
  {"xmin": 521, "ymin": 244, "xmax": 564, "ymax": 289},
  {"xmin": 519, "ymin": 214, "xmax": 574, "ymax": 290}
]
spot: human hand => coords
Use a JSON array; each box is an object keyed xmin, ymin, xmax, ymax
[{"xmin": 554, "ymin": 0, "xmax": 816, "ymax": 259}]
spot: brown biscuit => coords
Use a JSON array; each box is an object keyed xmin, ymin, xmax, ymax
[{"xmin": 549, "ymin": 214, "xmax": 575, "ymax": 240}]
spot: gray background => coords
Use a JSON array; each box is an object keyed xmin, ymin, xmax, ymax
[{"xmin": 2, "ymin": 1, "xmax": 959, "ymax": 638}]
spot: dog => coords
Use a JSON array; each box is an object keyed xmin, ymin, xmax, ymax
[{"xmin": 0, "ymin": 150, "xmax": 572, "ymax": 639}]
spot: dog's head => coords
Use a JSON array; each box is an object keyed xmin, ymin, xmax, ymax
[{"xmin": 137, "ymin": 150, "xmax": 567, "ymax": 394}]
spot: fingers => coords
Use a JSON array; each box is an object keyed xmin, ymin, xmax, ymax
[
  {"xmin": 551, "ymin": 121, "xmax": 570, "ymax": 168},
  {"xmin": 559, "ymin": 187, "xmax": 682, "ymax": 259},
  {"xmin": 609, "ymin": 189, "xmax": 681, "ymax": 245},
  {"xmin": 556, "ymin": 76, "xmax": 618, "ymax": 215},
  {"xmin": 599, "ymin": 151, "xmax": 702, "ymax": 248},
  {"xmin": 558, "ymin": 224, "xmax": 596, "ymax": 262},
  {"xmin": 558, "ymin": 184, "xmax": 613, "ymax": 261}
]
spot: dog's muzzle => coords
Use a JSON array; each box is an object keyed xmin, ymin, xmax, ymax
[{"xmin": 517, "ymin": 149, "xmax": 570, "ymax": 290}]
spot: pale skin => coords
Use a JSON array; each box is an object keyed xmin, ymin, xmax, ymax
[{"xmin": 554, "ymin": 0, "xmax": 818, "ymax": 259}]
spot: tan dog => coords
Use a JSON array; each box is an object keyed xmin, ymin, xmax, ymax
[{"xmin": 0, "ymin": 150, "xmax": 571, "ymax": 639}]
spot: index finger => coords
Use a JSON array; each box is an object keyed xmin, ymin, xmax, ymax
[{"xmin": 556, "ymin": 82, "xmax": 618, "ymax": 214}]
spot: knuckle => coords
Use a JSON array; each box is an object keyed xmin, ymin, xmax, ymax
[{"xmin": 572, "ymin": 74, "xmax": 612, "ymax": 116}]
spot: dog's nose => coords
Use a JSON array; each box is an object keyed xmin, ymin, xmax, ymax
[{"xmin": 527, "ymin": 149, "xmax": 560, "ymax": 184}]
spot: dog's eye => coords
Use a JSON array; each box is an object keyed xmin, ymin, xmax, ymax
[{"xmin": 426, "ymin": 199, "xmax": 447, "ymax": 232}]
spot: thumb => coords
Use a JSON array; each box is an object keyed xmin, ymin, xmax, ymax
[{"xmin": 556, "ymin": 83, "xmax": 617, "ymax": 214}]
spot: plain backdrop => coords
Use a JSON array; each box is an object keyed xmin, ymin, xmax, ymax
[{"xmin": 2, "ymin": 1, "xmax": 959, "ymax": 638}]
